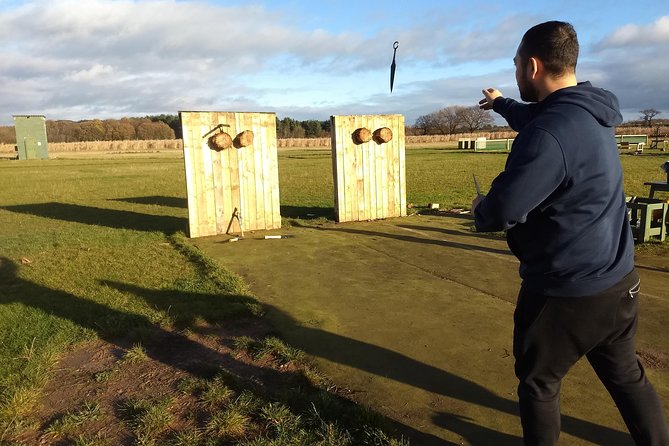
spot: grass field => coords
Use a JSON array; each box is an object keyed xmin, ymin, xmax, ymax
[
  {"xmin": 278, "ymin": 148, "xmax": 669, "ymax": 213},
  {"xmin": 0, "ymin": 148, "xmax": 667, "ymax": 444}
]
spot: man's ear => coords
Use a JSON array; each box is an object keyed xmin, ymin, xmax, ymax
[{"xmin": 527, "ymin": 57, "xmax": 539, "ymax": 80}]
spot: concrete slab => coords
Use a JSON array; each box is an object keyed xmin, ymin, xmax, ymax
[{"xmin": 194, "ymin": 214, "xmax": 669, "ymax": 445}]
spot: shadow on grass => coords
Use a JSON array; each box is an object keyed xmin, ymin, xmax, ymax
[
  {"xmin": 307, "ymin": 224, "xmax": 514, "ymax": 257},
  {"xmin": 433, "ymin": 412, "xmax": 520, "ymax": 446},
  {"xmin": 635, "ymin": 264, "xmax": 669, "ymax": 274},
  {"xmin": 1, "ymin": 202, "xmax": 187, "ymax": 233},
  {"xmin": 110, "ymin": 196, "xmax": 188, "ymax": 209},
  {"xmin": 0, "ymin": 256, "xmax": 443, "ymax": 445},
  {"xmin": 264, "ymin": 307, "xmax": 633, "ymax": 446},
  {"xmin": 0, "ymin": 256, "xmax": 260, "ymax": 377},
  {"xmin": 280, "ymin": 205, "xmax": 334, "ymax": 220},
  {"xmin": 398, "ymin": 224, "xmax": 507, "ymax": 242}
]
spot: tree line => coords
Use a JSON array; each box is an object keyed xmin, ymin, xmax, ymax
[
  {"xmin": 412, "ymin": 105, "xmax": 496, "ymax": 135},
  {"xmin": 1, "ymin": 108, "xmax": 663, "ymax": 145},
  {"xmin": 0, "ymin": 115, "xmax": 331, "ymax": 144},
  {"xmin": 0, "ymin": 116, "xmax": 177, "ymax": 144}
]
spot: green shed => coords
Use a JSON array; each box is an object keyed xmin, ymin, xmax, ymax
[{"xmin": 13, "ymin": 115, "xmax": 49, "ymax": 160}]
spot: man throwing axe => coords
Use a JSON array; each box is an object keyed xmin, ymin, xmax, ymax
[{"xmin": 473, "ymin": 20, "xmax": 669, "ymax": 446}]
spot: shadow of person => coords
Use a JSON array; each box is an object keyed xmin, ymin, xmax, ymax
[
  {"xmin": 307, "ymin": 223, "xmax": 514, "ymax": 257},
  {"xmin": 99, "ymin": 279, "xmax": 456, "ymax": 445},
  {"xmin": 433, "ymin": 412, "xmax": 521, "ymax": 446},
  {"xmin": 262, "ymin": 304, "xmax": 633, "ymax": 445},
  {"xmin": 398, "ymin": 223, "xmax": 506, "ymax": 242},
  {"xmin": 0, "ymin": 257, "xmax": 259, "ymax": 379},
  {"xmin": 0, "ymin": 257, "xmax": 441, "ymax": 444},
  {"xmin": 103, "ymin": 274, "xmax": 633, "ymax": 444}
]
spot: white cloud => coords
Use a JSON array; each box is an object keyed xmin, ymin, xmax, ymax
[
  {"xmin": 586, "ymin": 16, "xmax": 669, "ymax": 118},
  {"xmin": 596, "ymin": 15, "xmax": 669, "ymax": 48},
  {"xmin": 65, "ymin": 64, "xmax": 116, "ymax": 83},
  {"xmin": 0, "ymin": 1, "xmax": 665, "ymax": 125}
]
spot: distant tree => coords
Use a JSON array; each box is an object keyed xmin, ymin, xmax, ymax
[
  {"xmin": 303, "ymin": 120, "xmax": 322, "ymax": 138},
  {"xmin": 639, "ymin": 109, "xmax": 661, "ymax": 127},
  {"xmin": 276, "ymin": 117, "xmax": 306, "ymax": 138},
  {"xmin": 104, "ymin": 119, "xmax": 135, "ymax": 140},
  {"xmin": 146, "ymin": 114, "xmax": 181, "ymax": 139},
  {"xmin": 320, "ymin": 120, "xmax": 331, "ymax": 135},
  {"xmin": 414, "ymin": 114, "xmax": 437, "ymax": 135},
  {"xmin": 78, "ymin": 120, "xmax": 106, "ymax": 141},
  {"xmin": 0, "ymin": 126, "xmax": 16, "ymax": 144},
  {"xmin": 136, "ymin": 121, "xmax": 175, "ymax": 140},
  {"xmin": 435, "ymin": 106, "xmax": 465, "ymax": 134},
  {"xmin": 47, "ymin": 120, "xmax": 79, "ymax": 142},
  {"xmin": 457, "ymin": 106, "xmax": 494, "ymax": 132}
]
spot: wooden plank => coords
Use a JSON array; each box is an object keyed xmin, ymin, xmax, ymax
[
  {"xmin": 209, "ymin": 113, "xmax": 226, "ymax": 234},
  {"xmin": 190, "ymin": 112, "xmax": 208, "ymax": 237},
  {"xmin": 398, "ymin": 115, "xmax": 407, "ymax": 216},
  {"xmin": 355, "ymin": 116, "xmax": 365, "ymax": 221},
  {"xmin": 336, "ymin": 117, "xmax": 347, "ymax": 222},
  {"xmin": 374, "ymin": 118, "xmax": 384, "ymax": 219},
  {"xmin": 265, "ymin": 113, "xmax": 281, "ymax": 229},
  {"xmin": 385, "ymin": 115, "xmax": 399, "ymax": 217},
  {"xmin": 241, "ymin": 113, "xmax": 258, "ymax": 231},
  {"xmin": 338, "ymin": 116, "xmax": 347, "ymax": 222},
  {"xmin": 381, "ymin": 118, "xmax": 390, "ymax": 218},
  {"xmin": 180, "ymin": 113, "xmax": 198, "ymax": 237},
  {"xmin": 361, "ymin": 115, "xmax": 371, "ymax": 221},
  {"xmin": 348, "ymin": 116, "xmax": 358, "ymax": 222},
  {"xmin": 368, "ymin": 115, "xmax": 377, "ymax": 221},
  {"xmin": 219, "ymin": 114, "xmax": 234, "ymax": 234},
  {"xmin": 261, "ymin": 113, "xmax": 279, "ymax": 229},
  {"xmin": 251, "ymin": 113, "xmax": 264, "ymax": 231},
  {"xmin": 331, "ymin": 116, "xmax": 340, "ymax": 221},
  {"xmin": 201, "ymin": 112, "xmax": 219, "ymax": 236},
  {"xmin": 257, "ymin": 114, "xmax": 268, "ymax": 229},
  {"xmin": 334, "ymin": 116, "xmax": 347, "ymax": 222}
]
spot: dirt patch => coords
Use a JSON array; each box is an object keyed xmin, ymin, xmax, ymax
[
  {"xmin": 638, "ymin": 348, "xmax": 669, "ymax": 370},
  {"xmin": 11, "ymin": 319, "xmax": 330, "ymax": 445}
]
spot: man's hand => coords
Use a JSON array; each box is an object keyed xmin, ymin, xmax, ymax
[
  {"xmin": 471, "ymin": 194, "xmax": 485, "ymax": 214},
  {"xmin": 479, "ymin": 88, "xmax": 503, "ymax": 110}
]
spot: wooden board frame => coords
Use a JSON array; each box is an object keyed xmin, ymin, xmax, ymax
[
  {"xmin": 330, "ymin": 114, "xmax": 406, "ymax": 223},
  {"xmin": 180, "ymin": 111, "xmax": 281, "ymax": 238}
]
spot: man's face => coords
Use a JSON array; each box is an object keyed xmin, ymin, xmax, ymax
[{"xmin": 514, "ymin": 46, "xmax": 540, "ymax": 103}]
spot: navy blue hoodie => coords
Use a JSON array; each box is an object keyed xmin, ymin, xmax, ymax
[{"xmin": 474, "ymin": 82, "xmax": 634, "ymax": 297}]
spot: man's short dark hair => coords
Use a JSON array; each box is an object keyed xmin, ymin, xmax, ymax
[{"xmin": 519, "ymin": 21, "xmax": 579, "ymax": 76}]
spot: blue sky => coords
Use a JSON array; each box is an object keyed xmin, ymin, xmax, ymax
[{"xmin": 0, "ymin": 0, "xmax": 667, "ymax": 126}]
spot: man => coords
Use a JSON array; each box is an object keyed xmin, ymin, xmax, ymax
[{"xmin": 473, "ymin": 21, "xmax": 669, "ymax": 446}]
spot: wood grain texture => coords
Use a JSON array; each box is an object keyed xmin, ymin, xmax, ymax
[
  {"xmin": 331, "ymin": 114, "xmax": 406, "ymax": 223},
  {"xmin": 181, "ymin": 111, "xmax": 281, "ymax": 238}
]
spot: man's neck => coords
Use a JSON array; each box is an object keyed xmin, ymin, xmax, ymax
[{"xmin": 538, "ymin": 73, "xmax": 578, "ymax": 101}]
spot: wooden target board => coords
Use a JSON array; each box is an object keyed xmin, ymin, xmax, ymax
[
  {"xmin": 180, "ymin": 111, "xmax": 281, "ymax": 238},
  {"xmin": 330, "ymin": 114, "xmax": 406, "ymax": 222}
]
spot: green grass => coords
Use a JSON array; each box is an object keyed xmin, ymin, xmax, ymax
[
  {"xmin": 122, "ymin": 343, "xmax": 149, "ymax": 364},
  {"xmin": 119, "ymin": 397, "xmax": 174, "ymax": 444},
  {"xmin": 278, "ymin": 148, "xmax": 669, "ymax": 214},
  {"xmin": 0, "ymin": 154, "xmax": 411, "ymax": 444},
  {"xmin": 0, "ymin": 150, "xmax": 665, "ymax": 444},
  {"xmin": 44, "ymin": 401, "xmax": 102, "ymax": 437}
]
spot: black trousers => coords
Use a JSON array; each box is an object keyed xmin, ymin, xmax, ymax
[{"xmin": 514, "ymin": 269, "xmax": 669, "ymax": 446}]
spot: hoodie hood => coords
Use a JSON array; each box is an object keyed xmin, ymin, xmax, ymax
[{"xmin": 544, "ymin": 81, "xmax": 623, "ymax": 127}]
